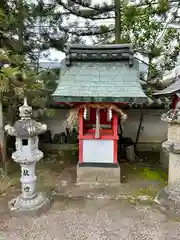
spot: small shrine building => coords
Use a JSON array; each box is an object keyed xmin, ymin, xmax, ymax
[
  {"xmin": 52, "ymin": 44, "xmax": 147, "ymax": 183},
  {"xmin": 153, "ymin": 79, "xmax": 180, "ymax": 109}
]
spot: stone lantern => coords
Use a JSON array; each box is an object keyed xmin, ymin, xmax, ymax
[
  {"xmin": 5, "ymin": 98, "xmax": 50, "ymax": 215},
  {"xmin": 155, "ymin": 106, "xmax": 180, "ymax": 214}
]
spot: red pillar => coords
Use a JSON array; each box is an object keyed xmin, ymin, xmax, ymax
[
  {"xmin": 113, "ymin": 112, "xmax": 118, "ymax": 164},
  {"xmin": 79, "ymin": 108, "xmax": 83, "ymax": 163}
]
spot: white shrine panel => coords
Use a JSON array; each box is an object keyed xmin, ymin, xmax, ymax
[{"xmin": 82, "ymin": 139, "xmax": 114, "ymax": 163}]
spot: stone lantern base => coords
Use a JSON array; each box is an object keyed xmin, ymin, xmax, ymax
[
  {"xmin": 155, "ymin": 186, "xmax": 180, "ymax": 216},
  {"xmin": 8, "ymin": 192, "xmax": 51, "ymax": 217},
  {"xmin": 155, "ymin": 151, "xmax": 180, "ymax": 217}
]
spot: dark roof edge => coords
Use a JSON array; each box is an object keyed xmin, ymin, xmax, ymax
[
  {"xmin": 52, "ymin": 96, "xmax": 147, "ymax": 103},
  {"xmin": 153, "ymin": 90, "xmax": 178, "ymax": 96},
  {"xmin": 153, "ymin": 80, "xmax": 180, "ymax": 96},
  {"xmin": 65, "ymin": 44, "xmax": 133, "ymax": 51},
  {"xmin": 47, "ymin": 103, "xmax": 170, "ymax": 110}
]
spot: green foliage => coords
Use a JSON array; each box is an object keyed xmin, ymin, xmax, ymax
[
  {"xmin": 58, "ymin": 0, "xmax": 180, "ymax": 87},
  {"xmin": 121, "ymin": 1, "xmax": 180, "ymax": 77},
  {"xmin": 0, "ymin": 0, "xmax": 66, "ymax": 61},
  {"xmin": 156, "ymin": 0, "xmax": 170, "ymax": 14},
  {"xmin": 0, "ymin": 4, "xmax": 62, "ymax": 123},
  {"xmin": 38, "ymin": 68, "xmax": 60, "ymax": 91},
  {"xmin": 72, "ymin": 144, "xmax": 78, "ymax": 156}
]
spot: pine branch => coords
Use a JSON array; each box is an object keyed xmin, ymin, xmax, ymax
[
  {"xmin": 135, "ymin": 0, "xmax": 179, "ymax": 7},
  {"xmin": 58, "ymin": 25, "xmax": 114, "ymax": 36},
  {"xmin": 56, "ymin": 0, "xmax": 114, "ymax": 20},
  {"xmin": 67, "ymin": 0, "xmax": 114, "ymax": 12},
  {"xmin": 134, "ymin": 56, "xmax": 150, "ymax": 67}
]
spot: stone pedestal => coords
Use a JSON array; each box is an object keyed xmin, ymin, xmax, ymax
[
  {"xmin": 8, "ymin": 160, "xmax": 50, "ymax": 216},
  {"xmin": 8, "ymin": 192, "xmax": 50, "ymax": 217},
  {"xmin": 5, "ymin": 98, "xmax": 51, "ymax": 216},
  {"xmin": 77, "ymin": 163, "xmax": 121, "ymax": 186},
  {"xmin": 156, "ymin": 152, "xmax": 180, "ymax": 210},
  {"xmin": 168, "ymin": 152, "xmax": 180, "ymax": 190}
]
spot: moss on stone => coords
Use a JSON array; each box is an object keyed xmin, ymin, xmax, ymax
[
  {"xmin": 121, "ymin": 163, "xmax": 168, "ymax": 202},
  {"xmin": 140, "ymin": 167, "xmax": 168, "ymax": 183},
  {"xmin": 121, "ymin": 163, "xmax": 168, "ymax": 184},
  {"xmin": 134, "ymin": 186, "xmax": 157, "ymax": 198}
]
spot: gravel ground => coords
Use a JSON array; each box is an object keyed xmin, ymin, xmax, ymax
[{"xmin": 0, "ymin": 198, "xmax": 180, "ymax": 240}]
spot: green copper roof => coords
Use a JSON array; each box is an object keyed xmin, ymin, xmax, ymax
[
  {"xmin": 52, "ymin": 44, "xmax": 146, "ymax": 103},
  {"xmin": 52, "ymin": 61, "xmax": 146, "ymax": 103}
]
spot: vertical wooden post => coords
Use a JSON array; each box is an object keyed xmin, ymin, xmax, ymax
[{"xmin": 95, "ymin": 108, "xmax": 100, "ymax": 139}]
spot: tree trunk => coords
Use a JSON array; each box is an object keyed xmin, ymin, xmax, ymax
[
  {"xmin": 147, "ymin": 55, "xmax": 152, "ymax": 81},
  {"xmin": 0, "ymin": 99, "xmax": 7, "ymax": 174},
  {"xmin": 115, "ymin": 0, "xmax": 121, "ymax": 43}
]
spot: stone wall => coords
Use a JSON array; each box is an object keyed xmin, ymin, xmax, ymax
[
  {"xmin": 43, "ymin": 108, "xmax": 168, "ymax": 151},
  {"xmin": 123, "ymin": 109, "xmax": 167, "ymax": 151},
  {"xmin": 43, "ymin": 109, "xmax": 68, "ymax": 138}
]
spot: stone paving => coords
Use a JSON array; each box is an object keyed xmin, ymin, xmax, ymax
[
  {"xmin": 0, "ymin": 162, "xmax": 173, "ymax": 240},
  {"xmin": 1, "ymin": 197, "xmax": 180, "ymax": 240}
]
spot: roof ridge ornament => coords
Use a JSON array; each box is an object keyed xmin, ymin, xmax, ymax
[{"xmin": 65, "ymin": 44, "xmax": 134, "ymax": 67}]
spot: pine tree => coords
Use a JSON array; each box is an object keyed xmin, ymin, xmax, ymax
[
  {"xmin": 0, "ymin": 0, "xmax": 66, "ymax": 67},
  {"xmin": 0, "ymin": 2, "xmax": 62, "ymax": 166},
  {"xmin": 54, "ymin": 0, "xmax": 180, "ymax": 86}
]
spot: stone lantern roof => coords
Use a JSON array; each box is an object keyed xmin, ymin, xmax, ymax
[
  {"xmin": 5, "ymin": 98, "xmax": 47, "ymax": 137},
  {"xmin": 13, "ymin": 119, "xmax": 47, "ymax": 137}
]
